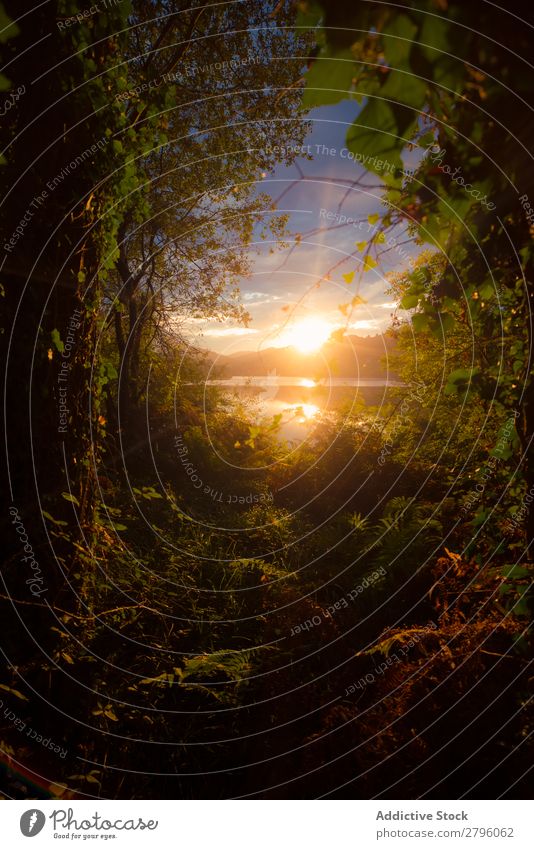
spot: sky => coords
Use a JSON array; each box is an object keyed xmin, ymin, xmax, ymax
[{"xmin": 185, "ymin": 99, "xmax": 421, "ymax": 354}]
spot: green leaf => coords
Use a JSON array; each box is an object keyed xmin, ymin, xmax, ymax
[
  {"xmin": 41, "ymin": 510, "xmax": 68, "ymax": 527},
  {"xmin": 444, "ymin": 366, "xmax": 481, "ymax": 395},
  {"xmin": 382, "ymin": 13, "xmax": 418, "ymax": 67},
  {"xmin": 296, "ymin": 0, "xmax": 324, "ymax": 32},
  {"xmin": 502, "ymin": 564, "xmax": 530, "ymax": 580},
  {"xmin": 400, "ymin": 293, "xmax": 419, "ymax": 309},
  {"xmin": 447, "ymin": 367, "xmax": 474, "ymax": 383},
  {"xmin": 417, "ymin": 15, "xmax": 451, "ymax": 64},
  {"xmin": 380, "ymin": 67, "xmax": 426, "ymax": 109},
  {"xmin": 61, "ymin": 492, "xmax": 80, "ymax": 506},
  {"xmin": 438, "ymin": 312, "xmax": 455, "ymax": 333},
  {"xmin": 0, "ymin": 8, "xmax": 19, "ymax": 43},
  {"xmin": 302, "ymin": 47, "xmax": 355, "ymax": 108},
  {"xmin": 412, "ymin": 313, "xmax": 430, "ymax": 332},
  {"xmin": 479, "ymin": 281, "xmax": 495, "ymax": 299},
  {"xmin": 51, "ymin": 329, "xmax": 64, "ymax": 353},
  {"xmin": 103, "ymin": 361, "xmax": 118, "ymax": 380},
  {"xmin": 347, "ymin": 97, "xmax": 415, "ymax": 180}
]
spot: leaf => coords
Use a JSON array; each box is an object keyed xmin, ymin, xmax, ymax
[
  {"xmin": 342, "ymin": 271, "xmax": 355, "ymax": 284},
  {"xmin": 104, "ymin": 362, "xmax": 118, "ymax": 380},
  {"xmin": 61, "ymin": 492, "xmax": 80, "ymax": 506},
  {"xmin": 380, "ymin": 67, "xmax": 427, "ymax": 110},
  {"xmin": 104, "ymin": 708, "xmax": 118, "ymax": 721},
  {"xmin": 479, "ymin": 281, "xmax": 494, "ymax": 299},
  {"xmin": 437, "ymin": 312, "xmax": 455, "ymax": 333},
  {"xmin": 41, "ymin": 510, "xmax": 68, "ymax": 526},
  {"xmin": 382, "ymin": 13, "xmax": 418, "ymax": 66},
  {"xmin": 412, "ymin": 313, "xmax": 430, "ymax": 332},
  {"xmin": 444, "ymin": 366, "xmax": 481, "ymax": 395},
  {"xmin": 0, "ymin": 8, "xmax": 19, "ymax": 43},
  {"xmin": 48, "ymin": 783, "xmax": 68, "ymax": 797},
  {"xmin": 400, "ymin": 293, "xmax": 419, "ymax": 309},
  {"xmin": 363, "ymin": 255, "xmax": 378, "ymax": 272},
  {"xmin": 502, "ymin": 564, "xmax": 530, "ymax": 580},
  {"xmin": 368, "ymin": 213, "xmax": 380, "ymax": 225},
  {"xmin": 347, "ymin": 98, "xmax": 415, "ymax": 181},
  {"xmin": 447, "ymin": 367, "xmax": 475, "ymax": 384},
  {"xmin": 0, "ymin": 684, "xmax": 28, "ymax": 701},
  {"xmin": 51, "ymin": 329, "xmax": 64, "ymax": 353},
  {"xmin": 302, "ymin": 47, "xmax": 355, "ymax": 108},
  {"xmin": 418, "ymin": 15, "xmax": 454, "ymax": 67},
  {"xmin": 139, "ymin": 672, "xmax": 171, "ymax": 686},
  {"xmin": 329, "ymin": 328, "xmax": 346, "ymax": 344},
  {"xmin": 296, "ymin": 0, "xmax": 324, "ymax": 34}
]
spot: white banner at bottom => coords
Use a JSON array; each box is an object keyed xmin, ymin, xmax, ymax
[{"xmin": 1, "ymin": 799, "xmax": 530, "ymax": 848}]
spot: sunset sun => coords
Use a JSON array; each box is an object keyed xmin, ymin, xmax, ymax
[{"xmin": 278, "ymin": 317, "xmax": 333, "ymax": 353}]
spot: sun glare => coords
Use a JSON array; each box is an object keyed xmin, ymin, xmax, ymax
[
  {"xmin": 299, "ymin": 403, "xmax": 319, "ymax": 419},
  {"xmin": 277, "ymin": 318, "xmax": 333, "ymax": 353},
  {"xmin": 288, "ymin": 403, "xmax": 319, "ymax": 421}
]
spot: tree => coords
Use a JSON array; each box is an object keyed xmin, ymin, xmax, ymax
[
  {"xmin": 299, "ymin": 0, "xmax": 534, "ymax": 550},
  {"xmin": 97, "ymin": 1, "xmax": 310, "ymax": 435}
]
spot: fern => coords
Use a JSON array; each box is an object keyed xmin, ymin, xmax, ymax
[{"xmin": 179, "ymin": 649, "xmax": 256, "ymax": 685}]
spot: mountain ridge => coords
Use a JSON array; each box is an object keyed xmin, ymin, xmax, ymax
[{"xmin": 203, "ymin": 334, "xmax": 397, "ymax": 378}]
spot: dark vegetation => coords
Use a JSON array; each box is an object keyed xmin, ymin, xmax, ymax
[{"xmin": 0, "ymin": 0, "xmax": 532, "ymax": 799}]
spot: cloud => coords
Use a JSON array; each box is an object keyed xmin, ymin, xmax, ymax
[
  {"xmin": 242, "ymin": 291, "xmax": 271, "ymax": 301},
  {"xmin": 348, "ymin": 319, "xmax": 382, "ymax": 331}
]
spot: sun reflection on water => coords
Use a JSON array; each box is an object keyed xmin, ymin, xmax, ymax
[{"xmin": 289, "ymin": 403, "xmax": 320, "ymax": 421}]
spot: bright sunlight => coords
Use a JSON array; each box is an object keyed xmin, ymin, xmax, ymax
[{"xmin": 275, "ymin": 317, "xmax": 334, "ymax": 353}]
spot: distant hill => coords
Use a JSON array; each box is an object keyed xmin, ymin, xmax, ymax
[{"xmin": 206, "ymin": 334, "xmax": 397, "ymax": 378}]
